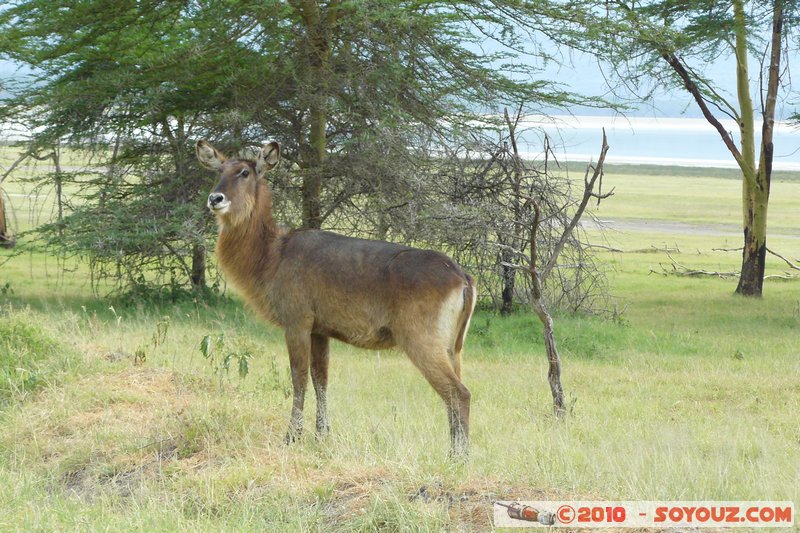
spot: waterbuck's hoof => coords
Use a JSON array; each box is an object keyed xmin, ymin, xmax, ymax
[
  {"xmin": 449, "ymin": 438, "xmax": 470, "ymax": 462},
  {"xmin": 449, "ymin": 449, "xmax": 470, "ymax": 463},
  {"xmin": 283, "ymin": 428, "xmax": 302, "ymax": 445},
  {"xmin": 315, "ymin": 423, "xmax": 331, "ymax": 440}
]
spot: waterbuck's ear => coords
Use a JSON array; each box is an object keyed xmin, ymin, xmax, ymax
[
  {"xmin": 196, "ymin": 140, "xmax": 226, "ymax": 170},
  {"xmin": 256, "ymin": 141, "xmax": 280, "ymax": 177}
]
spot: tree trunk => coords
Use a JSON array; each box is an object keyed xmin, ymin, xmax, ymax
[
  {"xmin": 736, "ymin": 225, "xmax": 766, "ymax": 295},
  {"xmin": 531, "ymin": 282, "xmax": 566, "ymax": 418},
  {"xmin": 300, "ymin": 184, "xmax": 322, "ymax": 223},
  {"xmin": 731, "ymin": 0, "xmax": 765, "ymax": 297},
  {"xmin": 529, "ymin": 200, "xmax": 566, "ymax": 418},
  {"xmin": 302, "ymin": 78, "xmax": 326, "ymax": 229},
  {"xmin": 732, "ymin": 0, "xmax": 781, "ymax": 297},
  {"xmin": 190, "ymin": 243, "xmax": 206, "ymax": 291},
  {"xmin": 53, "ymin": 145, "xmax": 64, "ymax": 239},
  {"xmin": 297, "ymin": 0, "xmax": 336, "ymax": 230},
  {"xmin": 501, "ymin": 107, "xmax": 522, "ymax": 316},
  {"xmin": 500, "ymin": 254, "xmax": 516, "ymax": 316},
  {"xmin": 530, "ymin": 257, "xmax": 566, "ymax": 417}
]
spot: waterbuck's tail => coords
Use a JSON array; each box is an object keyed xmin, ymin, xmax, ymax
[{"xmin": 452, "ymin": 274, "xmax": 476, "ymax": 378}]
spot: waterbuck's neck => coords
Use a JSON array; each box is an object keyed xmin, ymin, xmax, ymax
[{"xmin": 215, "ymin": 180, "xmax": 282, "ymax": 290}]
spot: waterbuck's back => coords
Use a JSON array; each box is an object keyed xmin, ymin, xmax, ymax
[{"xmin": 266, "ymin": 229, "xmax": 472, "ymax": 350}]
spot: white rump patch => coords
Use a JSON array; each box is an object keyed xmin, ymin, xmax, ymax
[{"xmin": 437, "ymin": 289, "xmax": 464, "ymax": 350}]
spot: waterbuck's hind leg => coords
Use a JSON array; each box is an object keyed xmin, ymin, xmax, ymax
[
  {"xmin": 404, "ymin": 342, "xmax": 471, "ymax": 459},
  {"xmin": 446, "ymin": 379, "xmax": 470, "ymax": 459},
  {"xmin": 284, "ymin": 328, "xmax": 311, "ymax": 444},
  {"xmin": 310, "ymin": 334, "xmax": 331, "ymax": 438}
]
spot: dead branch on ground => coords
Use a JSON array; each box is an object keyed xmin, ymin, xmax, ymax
[
  {"xmin": 766, "ymin": 248, "xmax": 800, "ymax": 272},
  {"xmin": 588, "ymin": 243, "xmax": 681, "ymax": 254},
  {"xmin": 653, "ymin": 249, "xmax": 798, "ymax": 280}
]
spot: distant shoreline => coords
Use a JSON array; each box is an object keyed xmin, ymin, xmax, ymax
[
  {"xmin": 558, "ymin": 161, "xmax": 800, "ymax": 181},
  {"xmin": 518, "ymin": 150, "xmax": 800, "ymax": 172},
  {"xmin": 3, "ymin": 111, "xmax": 800, "ymax": 173},
  {"xmin": 514, "ymin": 114, "xmax": 800, "ymax": 173}
]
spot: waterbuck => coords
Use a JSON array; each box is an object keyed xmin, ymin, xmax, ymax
[{"xmin": 197, "ymin": 140, "xmax": 476, "ymax": 457}]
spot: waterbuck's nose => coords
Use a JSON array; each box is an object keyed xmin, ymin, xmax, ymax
[{"xmin": 208, "ymin": 192, "xmax": 226, "ymax": 208}]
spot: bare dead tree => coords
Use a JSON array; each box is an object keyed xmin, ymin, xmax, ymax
[
  {"xmin": 376, "ymin": 109, "xmax": 613, "ymax": 417},
  {"xmin": 399, "ymin": 119, "xmax": 614, "ymax": 315},
  {"xmin": 519, "ymin": 129, "xmax": 611, "ymax": 417},
  {"xmin": 528, "ymin": 198, "xmax": 566, "ymax": 416}
]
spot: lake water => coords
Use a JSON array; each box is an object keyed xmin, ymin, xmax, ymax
[
  {"xmin": 514, "ymin": 115, "xmax": 800, "ymax": 171},
  {"xmin": 2, "ymin": 110, "xmax": 799, "ymax": 171}
]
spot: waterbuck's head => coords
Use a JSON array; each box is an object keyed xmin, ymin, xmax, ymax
[{"xmin": 196, "ymin": 140, "xmax": 280, "ymax": 227}]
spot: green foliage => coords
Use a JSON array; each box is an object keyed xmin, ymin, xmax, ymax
[
  {"xmin": 562, "ymin": 0, "xmax": 798, "ymax": 106},
  {"xmin": 0, "ymin": 308, "xmax": 70, "ymax": 402},
  {"xmin": 0, "ymin": 283, "xmax": 12, "ymax": 296},
  {"xmin": 28, "ymin": 181, "xmax": 217, "ymax": 297},
  {"xmin": 199, "ymin": 333, "xmax": 252, "ymax": 383},
  {"xmin": 0, "ymin": 0, "xmax": 259, "ymax": 295}
]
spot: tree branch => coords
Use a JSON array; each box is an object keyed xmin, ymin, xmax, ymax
[
  {"xmin": 662, "ymin": 52, "xmax": 745, "ymax": 169},
  {"xmin": 0, "ymin": 151, "xmax": 34, "ymax": 185},
  {"xmin": 758, "ymin": 0, "xmax": 783, "ymax": 184},
  {"xmin": 540, "ymin": 129, "xmax": 609, "ymax": 280}
]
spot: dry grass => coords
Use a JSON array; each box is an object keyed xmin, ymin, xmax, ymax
[
  {"xmin": 2, "ymin": 309, "xmax": 798, "ymax": 531},
  {"xmin": 1, "ymin": 350, "xmax": 535, "ymax": 531}
]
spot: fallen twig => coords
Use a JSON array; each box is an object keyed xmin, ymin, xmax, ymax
[
  {"xmin": 764, "ymin": 273, "xmax": 800, "ymax": 280},
  {"xmin": 586, "ymin": 243, "xmax": 624, "ymax": 253},
  {"xmin": 767, "ymin": 248, "xmax": 800, "ymax": 272},
  {"xmin": 586, "ymin": 243, "xmax": 680, "ymax": 254},
  {"xmin": 712, "ymin": 245, "xmax": 800, "ymax": 272},
  {"xmin": 652, "ymin": 249, "xmax": 798, "ymax": 281}
]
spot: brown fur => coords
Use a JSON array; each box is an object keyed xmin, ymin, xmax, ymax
[
  {"xmin": 197, "ymin": 140, "xmax": 476, "ymax": 457},
  {"xmin": 0, "ymin": 190, "xmax": 14, "ymax": 249}
]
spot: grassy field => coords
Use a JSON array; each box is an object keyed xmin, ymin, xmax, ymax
[{"xmin": 1, "ymin": 164, "xmax": 799, "ymax": 531}]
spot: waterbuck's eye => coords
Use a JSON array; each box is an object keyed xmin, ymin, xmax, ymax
[{"xmin": 238, "ymin": 168, "xmax": 250, "ymax": 178}]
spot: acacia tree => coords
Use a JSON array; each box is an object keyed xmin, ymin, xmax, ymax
[
  {"xmin": 1, "ymin": 0, "xmax": 608, "ymax": 296},
  {"xmin": 232, "ymin": 0, "xmax": 605, "ymax": 229},
  {"xmin": 572, "ymin": 0, "xmax": 796, "ymax": 297},
  {"xmin": 0, "ymin": 0, "xmax": 270, "ymax": 294}
]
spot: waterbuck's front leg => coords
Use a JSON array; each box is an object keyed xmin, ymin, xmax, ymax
[
  {"xmin": 310, "ymin": 334, "xmax": 331, "ymax": 438},
  {"xmin": 284, "ymin": 328, "xmax": 311, "ymax": 444}
]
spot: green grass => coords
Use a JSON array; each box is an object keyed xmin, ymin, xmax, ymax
[
  {"xmin": 585, "ymin": 172, "xmax": 800, "ymax": 234},
  {"xmin": 0, "ymin": 309, "xmax": 86, "ymax": 403},
  {"xmin": 1, "ymin": 164, "xmax": 799, "ymax": 531}
]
